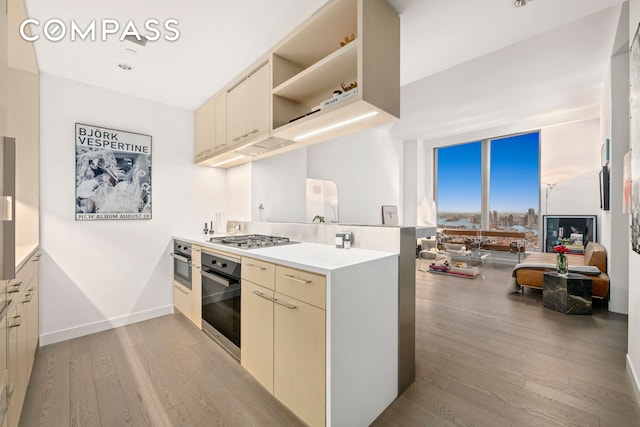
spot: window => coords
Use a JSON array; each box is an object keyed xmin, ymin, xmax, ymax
[
  {"xmin": 489, "ymin": 133, "xmax": 540, "ymax": 250},
  {"xmin": 436, "ymin": 132, "xmax": 540, "ymax": 250},
  {"xmin": 436, "ymin": 141, "xmax": 482, "ymax": 229}
]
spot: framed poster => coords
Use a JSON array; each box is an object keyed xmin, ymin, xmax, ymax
[
  {"xmin": 75, "ymin": 123, "xmax": 152, "ymax": 220},
  {"xmin": 631, "ymin": 23, "xmax": 640, "ymax": 253},
  {"xmin": 382, "ymin": 205, "xmax": 398, "ymax": 225}
]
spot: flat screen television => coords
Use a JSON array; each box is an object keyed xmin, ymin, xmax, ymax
[
  {"xmin": 542, "ymin": 215, "xmax": 597, "ymax": 253},
  {"xmin": 600, "ymin": 165, "xmax": 610, "ymax": 210}
]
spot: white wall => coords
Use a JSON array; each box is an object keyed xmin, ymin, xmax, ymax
[
  {"xmin": 605, "ymin": 50, "xmax": 630, "ymax": 316},
  {"xmin": 628, "ymin": 0, "xmax": 640, "ymax": 401},
  {"xmin": 251, "ymin": 147, "xmax": 307, "ymax": 222},
  {"xmin": 226, "ymin": 128, "xmax": 403, "ymax": 226},
  {"xmin": 307, "ymin": 128, "xmax": 402, "ymax": 225},
  {"xmin": 227, "ymin": 162, "xmax": 252, "ymax": 222},
  {"xmin": 39, "ymin": 74, "xmax": 225, "ymax": 344}
]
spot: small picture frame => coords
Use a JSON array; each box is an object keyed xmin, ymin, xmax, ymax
[{"xmin": 381, "ymin": 205, "xmax": 398, "ymax": 225}]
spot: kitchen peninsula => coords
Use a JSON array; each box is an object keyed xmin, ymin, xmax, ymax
[{"xmin": 174, "ymin": 234, "xmax": 399, "ymax": 427}]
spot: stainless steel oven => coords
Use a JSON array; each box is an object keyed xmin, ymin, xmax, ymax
[
  {"xmin": 201, "ymin": 250, "xmax": 241, "ymax": 360},
  {"xmin": 171, "ymin": 240, "xmax": 192, "ymax": 289}
]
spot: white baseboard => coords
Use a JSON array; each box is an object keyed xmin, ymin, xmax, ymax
[
  {"xmin": 39, "ymin": 305, "xmax": 174, "ymax": 346},
  {"xmin": 627, "ymin": 354, "xmax": 640, "ymax": 406}
]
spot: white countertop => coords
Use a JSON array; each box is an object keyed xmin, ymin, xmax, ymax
[{"xmin": 174, "ymin": 235, "xmax": 397, "ymax": 274}]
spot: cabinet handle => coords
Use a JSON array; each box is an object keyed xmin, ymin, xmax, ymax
[
  {"xmin": 0, "ymin": 302, "xmax": 8, "ymax": 320},
  {"xmin": 246, "ymin": 263, "xmax": 267, "ymax": 271},
  {"xmin": 283, "ymin": 274, "xmax": 311, "ymax": 284},
  {"xmin": 197, "ymin": 149, "xmax": 213, "ymax": 159},
  {"xmin": 252, "ymin": 290, "xmax": 274, "ymax": 302},
  {"xmin": 10, "ymin": 315, "xmax": 23, "ymax": 328},
  {"xmin": 22, "ymin": 295, "xmax": 33, "ymax": 303},
  {"xmin": 201, "ymin": 270, "xmax": 230, "ymax": 288},
  {"xmin": 193, "ymin": 265, "xmax": 201, "ymax": 270},
  {"xmin": 8, "ymin": 281, "xmax": 23, "ymax": 293},
  {"xmin": 170, "ymin": 253, "xmax": 190, "ymax": 263},
  {"xmin": 174, "ymin": 285, "xmax": 189, "ymax": 295},
  {"xmin": 273, "ymin": 298, "xmax": 297, "ymax": 310}
]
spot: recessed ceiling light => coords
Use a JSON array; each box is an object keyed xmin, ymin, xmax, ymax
[
  {"xmin": 118, "ymin": 63, "xmax": 133, "ymax": 71},
  {"xmin": 514, "ymin": 0, "xmax": 531, "ymax": 7}
]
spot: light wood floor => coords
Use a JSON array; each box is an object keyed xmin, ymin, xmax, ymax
[{"xmin": 21, "ymin": 263, "xmax": 640, "ymax": 426}]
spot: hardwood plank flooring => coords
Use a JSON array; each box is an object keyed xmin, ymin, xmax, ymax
[{"xmin": 21, "ymin": 262, "xmax": 640, "ymax": 426}]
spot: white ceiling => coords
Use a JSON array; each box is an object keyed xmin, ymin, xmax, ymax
[{"xmin": 24, "ymin": 0, "xmax": 626, "ymax": 141}]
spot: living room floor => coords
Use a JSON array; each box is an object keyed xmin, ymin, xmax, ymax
[
  {"xmin": 20, "ymin": 263, "xmax": 640, "ymax": 426},
  {"xmin": 373, "ymin": 262, "xmax": 640, "ymax": 427}
]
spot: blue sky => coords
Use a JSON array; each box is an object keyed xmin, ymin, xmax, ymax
[{"xmin": 437, "ymin": 132, "xmax": 540, "ymax": 213}]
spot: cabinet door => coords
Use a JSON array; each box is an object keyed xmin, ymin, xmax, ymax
[
  {"xmin": 26, "ymin": 287, "xmax": 38, "ymax": 379},
  {"xmin": 226, "ymin": 76, "xmax": 249, "ymax": 147},
  {"xmin": 214, "ymin": 92, "xmax": 227, "ymax": 154},
  {"xmin": 273, "ymin": 293, "xmax": 325, "ymax": 427},
  {"xmin": 244, "ymin": 64, "xmax": 270, "ymax": 140},
  {"xmin": 7, "ymin": 304, "xmax": 21, "ymax": 427},
  {"xmin": 17, "ymin": 298, "xmax": 28, "ymax": 407},
  {"xmin": 226, "ymin": 63, "xmax": 270, "ymax": 148},
  {"xmin": 241, "ymin": 280, "xmax": 274, "ymax": 393},
  {"xmin": 194, "ymin": 96, "xmax": 216, "ymax": 162},
  {"xmin": 190, "ymin": 247, "xmax": 202, "ymax": 327},
  {"xmin": 173, "ymin": 281, "xmax": 192, "ymax": 319}
]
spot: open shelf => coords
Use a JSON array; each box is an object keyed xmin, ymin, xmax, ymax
[
  {"xmin": 273, "ymin": 40, "xmax": 358, "ymax": 106},
  {"xmin": 272, "ymin": 0, "xmax": 357, "ymax": 71}
]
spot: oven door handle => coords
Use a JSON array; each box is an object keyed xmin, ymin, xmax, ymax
[
  {"xmin": 170, "ymin": 253, "xmax": 191, "ymax": 264},
  {"xmin": 201, "ymin": 270, "xmax": 230, "ymax": 288}
]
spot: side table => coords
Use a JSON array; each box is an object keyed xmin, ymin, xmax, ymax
[{"xmin": 543, "ymin": 272, "xmax": 592, "ymax": 315}]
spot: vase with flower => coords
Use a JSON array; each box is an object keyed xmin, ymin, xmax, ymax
[{"xmin": 553, "ymin": 244, "xmax": 570, "ymax": 276}]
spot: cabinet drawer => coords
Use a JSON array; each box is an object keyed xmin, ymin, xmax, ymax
[
  {"xmin": 275, "ymin": 266, "xmax": 325, "ymax": 309},
  {"xmin": 173, "ymin": 281, "xmax": 192, "ymax": 318},
  {"xmin": 241, "ymin": 257, "xmax": 275, "ymax": 290}
]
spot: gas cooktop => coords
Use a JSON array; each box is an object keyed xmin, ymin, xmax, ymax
[{"xmin": 209, "ymin": 234, "xmax": 300, "ymax": 250}]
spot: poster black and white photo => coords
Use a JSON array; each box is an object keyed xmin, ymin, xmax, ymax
[{"xmin": 75, "ymin": 123, "xmax": 152, "ymax": 220}]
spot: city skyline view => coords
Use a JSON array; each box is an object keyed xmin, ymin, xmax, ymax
[{"xmin": 437, "ymin": 133, "xmax": 540, "ymax": 213}]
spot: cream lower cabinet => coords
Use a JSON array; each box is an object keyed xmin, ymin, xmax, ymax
[
  {"xmin": 172, "ymin": 281, "xmax": 192, "ymax": 320},
  {"xmin": 6, "ymin": 249, "xmax": 39, "ymax": 427},
  {"xmin": 241, "ymin": 280, "xmax": 274, "ymax": 392},
  {"xmin": 273, "ymin": 292, "xmax": 325, "ymax": 427},
  {"xmin": 241, "ymin": 257, "xmax": 326, "ymax": 427},
  {"xmin": 172, "ymin": 244, "xmax": 202, "ymax": 327}
]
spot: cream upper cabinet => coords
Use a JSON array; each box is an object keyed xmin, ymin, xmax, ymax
[
  {"xmin": 194, "ymin": 0, "xmax": 399, "ymax": 168},
  {"xmin": 214, "ymin": 92, "xmax": 227, "ymax": 153},
  {"xmin": 194, "ymin": 95, "xmax": 216, "ymax": 162},
  {"xmin": 226, "ymin": 62, "xmax": 270, "ymax": 149},
  {"xmin": 194, "ymin": 91, "xmax": 228, "ymax": 163}
]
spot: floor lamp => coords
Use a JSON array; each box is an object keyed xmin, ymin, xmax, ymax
[{"xmin": 544, "ymin": 183, "xmax": 557, "ymax": 213}]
